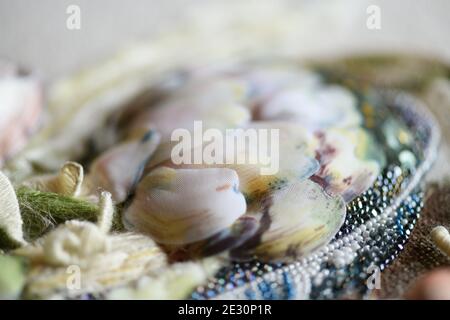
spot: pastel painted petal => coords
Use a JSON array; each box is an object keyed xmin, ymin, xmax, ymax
[
  {"xmin": 124, "ymin": 78, "xmax": 251, "ymax": 142},
  {"xmin": 128, "ymin": 102, "xmax": 250, "ymax": 143},
  {"xmin": 0, "ymin": 68, "xmax": 42, "ymax": 166},
  {"xmin": 148, "ymin": 122, "xmax": 319, "ymax": 202},
  {"xmin": 311, "ymin": 128, "xmax": 384, "ymax": 202},
  {"xmin": 258, "ymin": 85, "xmax": 361, "ymax": 130},
  {"xmin": 0, "ymin": 171, "xmax": 26, "ymax": 249},
  {"xmin": 170, "ymin": 77, "xmax": 251, "ymax": 106},
  {"xmin": 22, "ymin": 161, "xmax": 84, "ymax": 197},
  {"xmin": 89, "ymin": 130, "xmax": 161, "ymax": 203},
  {"xmin": 234, "ymin": 122, "xmax": 319, "ymax": 200},
  {"xmin": 200, "ymin": 215, "xmax": 260, "ymax": 257},
  {"xmin": 232, "ymin": 179, "xmax": 346, "ymax": 262},
  {"xmin": 124, "ymin": 167, "xmax": 247, "ymax": 245},
  {"xmin": 229, "ymin": 156, "xmax": 318, "ymax": 202},
  {"xmin": 244, "ymin": 65, "xmax": 321, "ymax": 107}
]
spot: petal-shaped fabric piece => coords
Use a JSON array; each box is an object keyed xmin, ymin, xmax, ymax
[
  {"xmin": 148, "ymin": 122, "xmax": 319, "ymax": 201},
  {"xmin": 230, "ymin": 122, "xmax": 319, "ymax": 200},
  {"xmin": 244, "ymin": 65, "xmax": 321, "ymax": 108},
  {"xmin": 258, "ymin": 85, "xmax": 361, "ymax": 130},
  {"xmin": 124, "ymin": 167, "xmax": 247, "ymax": 245},
  {"xmin": 199, "ymin": 215, "xmax": 260, "ymax": 257},
  {"xmin": 311, "ymin": 128, "xmax": 384, "ymax": 202},
  {"xmin": 124, "ymin": 78, "xmax": 251, "ymax": 142},
  {"xmin": 89, "ymin": 130, "xmax": 161, "ymax": 202},
  {"xmin": 22, "ymin": 162, "xmax": 84, "ymax": 197},
  {"xmin": 231, "ymin": 179, "xmax": 345, "ymax": 262}
]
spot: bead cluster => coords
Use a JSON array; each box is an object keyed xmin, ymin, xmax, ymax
[
  {"xmin": 191, "ymin": 166, "xmax": 424, "ymax": 300},
  {"xmin": 191, "ymin": 78, "xmax": 441, "ymax": 301}
]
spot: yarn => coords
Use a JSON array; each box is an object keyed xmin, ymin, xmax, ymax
[{"xmin": 16, "ymin": 187, "xmax": 99, "ymax": 241}]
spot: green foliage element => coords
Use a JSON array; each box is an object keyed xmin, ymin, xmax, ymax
[
  {"xmin": 17, "ymin": 187, "xmax": 100, "ymax": 241},
  {"xmin": 0, "ymin": 229, "xmax": 23, "ymax": 251},
  {"xmin": 16, "ymin": 187, "xmax": 124, "ymax": 241},
  {"xmin": 0, "ymin": 255, "xmax": 27, "ymax": 299}
]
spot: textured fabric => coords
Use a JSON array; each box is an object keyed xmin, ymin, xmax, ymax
[{"xmin": 379, "ymin": 185, "xmax": 450, "ymax": 298}]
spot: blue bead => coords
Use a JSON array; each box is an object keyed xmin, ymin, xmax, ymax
[{"xmin": 245, "ymin": 289, "xmax": 256, "ymax": 300}]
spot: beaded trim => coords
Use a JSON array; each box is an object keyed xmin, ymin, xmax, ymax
[{"xmin": 191, "ymin": 91, "xmax": 440, "ymax": 300}]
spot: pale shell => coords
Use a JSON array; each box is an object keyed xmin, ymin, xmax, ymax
[
  {"xmin": 244, "ymin": 65, "xmax": 321, "ymax": 107},
  {"xmin": 232, "ymin": 179, "xmax": 346, "ymax": 262},
  {"xmin": 257, "ymin": 85, "xmax": 361, "ymax": 130},
  {"xmin": 148, "ymin": 122, "xmax": 319, "ymax": 201},
  {"xmin": 235, "ymin": 122, "xmax": 319, "ymax": 200},
  {"xmin": 124, "ymin": 167, "xmax": 247, "ymax": 245},
  {"xmin": 88, "ymin": 130, "xmax": 161, "ymax": 203},
  {"xmin": 124, "ymin": 78, "xmax": 251, "ymax": 142},
  {"xmin": 310, "ymin": 128, "xmax": 383, "ymax": 202}
]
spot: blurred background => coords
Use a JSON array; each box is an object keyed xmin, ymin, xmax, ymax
[{"xmin": 1, "ymin": 0, "xmax": 449, "ymax": 81}]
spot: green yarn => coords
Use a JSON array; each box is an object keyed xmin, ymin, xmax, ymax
[
  {"xmin": 17, "ymin": 187, "xmax": 99, "ymax": 241},
  {"xmin": 0, "ymin": 228, "xmax": 23, "ymax": 251},
  {"xmin": 16, "ymin": 187, "xmax": 125, "ymax": 241}
]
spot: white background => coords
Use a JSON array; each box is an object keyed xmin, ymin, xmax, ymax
[{"xmin": 0, "ymin": 0, "xmax": 449, "ymax": 80}]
